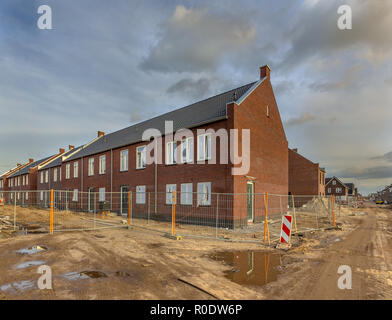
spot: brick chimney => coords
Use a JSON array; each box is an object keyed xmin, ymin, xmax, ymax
[
  {"xmin": 292, "ymin": 148, "xmax": 298, "ymax": 153},
  {"xmin": 260, "ymin": 65, "xmax": 270, "ymax": 79},
  {"xmin": 98, "ymin": 131, "xmax": 105, "ymax": 137},
  {"xmin": 29, "ymin": 158, "xmax": 34, "ymax": 163},
  {"xmin": 68, "ymin": 145, "xmax": 74, "ymax": 150},
  {"xmin": 59, "ymin": 148, "xmax": 65, "ymax": 154}
]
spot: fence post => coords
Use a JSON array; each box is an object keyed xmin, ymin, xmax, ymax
[
  {"xmin": 291, "ymin": 195, "xmax": 297, "ymax": 233},
  {"xmin": 50, "ymin": 189, "xmax": 54, "ymax": 234},
  {"xmin": 148, "ymin": 192, "xmax": 151, "ymax": 224},
  {"xmin": 66, "ymin": 190, "xmax": 69, "ymax": 213},
  {"xmin": 13, "ymin": 191, "xmax": 17, "ymax": 231},
  {"xmin": 172, "ymin": 191, "xmax": 176, "ymax": 236},
  {"xmin": 93, "ymin": 192, "xmax": 96, "ymax": 230},
  {"xmin": 332, "ymin": 194, "xmax": 336, "ymax": 227},
  {"xmin": 215, "ymin": 193, "xmax": 219, "ymax": 239},
  {"xmin": 128, "ymin": 191, "xmax": 132, "ymax": 226}
]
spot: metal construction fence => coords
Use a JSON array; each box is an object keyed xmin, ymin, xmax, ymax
[{"xmin": 0, "ymin": 190, "xmax": 340, "ymax": 243}]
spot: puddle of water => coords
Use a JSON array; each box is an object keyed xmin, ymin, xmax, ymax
[
  {"xmin": 62, "ymin": 270, "xmax": 107, "ymax": 281},
  {"xmin": 209, "ymin": 251, "xmax": 281, "ymax": 287},
  {"xmin": 15, "ymin": 260, "xmax": 45, "ymax": 270},
  {"xmin": 0, "ymin": 280, "xmax": 35, "ymax": 292},
  {"xmin": 15, "ymin": 245, "xmax": 48, "ymax": 255}
]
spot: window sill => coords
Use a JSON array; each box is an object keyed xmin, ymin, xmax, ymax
[{"xmin": 136, "ymin": 167, "xmax": 146, "ymax": 170}]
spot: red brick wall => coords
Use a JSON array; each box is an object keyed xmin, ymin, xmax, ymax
[
  {"xmin": 232, "ymin": 76, "xmax": 289, "ymax": 220},
  {"xmin": 289, "ymin": 149, "xmax": 320, "ymax": 196}
]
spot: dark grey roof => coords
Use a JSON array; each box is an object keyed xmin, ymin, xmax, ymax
[
  {"xmin": 325, "ymin": 178, "xmax": 332, "ymax": 184},
  {"xmin": 39, "ymin": 146, "xmax": 83, "ymax": 170},
  {"xmin": 66, "ymin": 82, "xmax": 256, "ymax": 161},
  {"xmin": 8, "ymin": 156, "xmax": 54, "ymax": 178}
]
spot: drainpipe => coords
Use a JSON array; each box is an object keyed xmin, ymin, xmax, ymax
[{"xmin": 81, "ymin": 157, "xmax": 83, "ymax": 210}]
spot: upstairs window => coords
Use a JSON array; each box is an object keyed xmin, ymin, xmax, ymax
[
  {"xmin": 53, "ymin": 168, "xmax": 57, "ymax": 182},
  {"xmin": 181, "ymin": 137, "xmax": 193, "ymax": 163},
  {"xmin": 136, "ymin": 146, "xmax": 146, "ymax": 169},
  {"xmin": 99, "ymin": 155, "xmax": 106, "ymax": 174},
  {"xmin": 197, "ymin": 133, "xmax": 211, "ymax": 161},
  {"xmin": 65, "ymin": 163, "xmax": 70, "ymax": 179},
  {"xmin": 166, "ymin": 142, "xmax": 177, "ymax": 165},
  {"xmin": 74, "ymin": 161, "xmax": 79, "ymax": 178},
  {"xmin": 120, "ymin": 150, "xmax": 128, "ymax": 171},
  {"xmin": 88, "ymin": 158, "xmax": 94, "ymax": 176},
  {"xmin": 332, "ymin": 180, "xmax": 336, "ymax": 185},
  {"xmin": 45, "ymin": 170, "xmax": 49, "ymax": 183}
]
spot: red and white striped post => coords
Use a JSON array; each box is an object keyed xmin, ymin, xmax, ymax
[{"xmin": 280, "ymin": 215, "xmax": 292, "ymax": 244}]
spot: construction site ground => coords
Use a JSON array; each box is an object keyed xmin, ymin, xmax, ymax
[{"xmin": 0, "ymin": 201, "xmax": 390, "ymax": 300}]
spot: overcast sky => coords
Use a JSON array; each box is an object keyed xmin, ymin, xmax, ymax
[{"xmin": 0, "ymin": 0, "xmax": 391, "ymax": 195}]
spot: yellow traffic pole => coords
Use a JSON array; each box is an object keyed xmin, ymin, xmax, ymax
[
  {"xmin": 172, "ymin": 191, "xmax": 176, "ymax": 236},
  {"xmin": 50, "ymin": 189, "xmax": 54, "ymax": 234}
]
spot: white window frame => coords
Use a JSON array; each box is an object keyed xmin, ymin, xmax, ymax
[
  {"xmin": 53, "ymin": 168, "xmax": 57, "ymax": 182},
  {"xmin": 166, "ymin": 184, "xmax": 177, "ymax": 205},
  {"xmin": 180, "ymin": 183, "xmax": 193, "ymax": 205},
  {"xmin": 120, "ymin": 150, "xmax": 129, "ymax": 172},
  {"xmin": 136, "ymin": 185, "xmax": 146, "ymax": 204},
  {"xmin": 66, "ymin": 163, "xmax": 70, "ymax": 179},
  {"xmin": 88, "ymin": 158, "xmax": 94, "ymax": 176},
  {"xmin": 45, "ymin": 170, "xmax": 49, "ymax": 183},
  {"xmin": 327, "ymin": 188, "xmax": 331, "ymax": 193},
  {"xmin": 72, "ymin": 189, "xmax": 78, "ymax": 202},
  {"xmin": 99, "ymin": 188, "xmax": 105, "ymax": 202},
  {"xmin": 22, "ymin": 175, "xmax": 25, "ymax": 186},
  {"xmin": 181, "ymin": 137, "xmax": 193, "ymax": 164},
  {"xmin": 197, "ymin": 133, "xmax": 211, "ymax": 161},
  {"xmin": 25, "ymin": 175, "xmax": 28, "ymax": 186},
  {"xmin": 136, "ymin": 146, "xmax": 146, "ymax": 169},
  {"xmin": 332, "ymin": 180, "xmax": 336, "ymax": 185},
  {"xmin": 25, "ymin": 192, "xmax": 28, "ymax": 200},
  {"xmin": 166, "ymin": 141, "xmax": 177, "ymax": 165},
  {"xmin": 197, "ymin": 182, "xmax": 211, "ymax": 206},
  {"xmin": 40, "ymin": 191, "xmax": 44, "ymax": 201},
  {"xmin": 336, "ymin": 187, "xmax": 342, "ymax": 193},
  {"xmin": 74, "ymin": 161, "xmax": 79, "ymax": 178},
  {"xmin": 99, "ymin": 155, "xmax": 106, "ymax": 174}
]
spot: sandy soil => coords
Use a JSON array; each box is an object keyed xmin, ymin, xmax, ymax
[{"xmin": 0, "ymin": 202, "xmax": 390, "ymax": 300}]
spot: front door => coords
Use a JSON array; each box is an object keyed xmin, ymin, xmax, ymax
[
  {"xmin": 120, "ymin": 186, "xmax": 130, "ymax": 216},
  {"xmin": 247, "ymin": 182, "xmax": 254, "ymax": 222},
  {"xmin": 88, "ymin": 187, "xmax": 94, "ymax": 212}
]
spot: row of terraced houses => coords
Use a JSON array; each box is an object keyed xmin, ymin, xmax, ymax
[{"xmin": 0, "ymin": 66, "xmax": 357, "ymax": 225}]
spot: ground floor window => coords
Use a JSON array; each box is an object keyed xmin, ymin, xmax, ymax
[
  {"xmin": 197, "ymin": 182, "xmax": 211, "ymax": 206},
  {"xmin": 136, "ymin": 186, "xmax": 146, "ymax": 204},
  {"xmin": 99, "ymin": 188, "xmax": 105, "ymax": 202},
  {"xmin": 72, "ymin": 189, "xmax": 78, "ymax": 202},
  {"xmin": 181, "ymin": 183, "xmax": 193, "ymax": 205},
  {"xmin": 166, "ymin": 184, "xmax": 177, "ymax": 204}
]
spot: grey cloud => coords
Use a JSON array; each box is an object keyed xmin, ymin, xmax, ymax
[
  {"xmin": 140, "ymin": 5, "xmax": 256, "ymax": 73},
  {"xmin": 335, "ymin": 166, "xmax": 392, "ymax": 180},
  {"xmin": 371, "ymin": 151, "xmax": 392, "ymax": 163},
  {"xmin": 285, "ymin": 113, "xmax": 315, "ymax": 127},
  {"xmin": 167, "ymin": 78, "xmax": 211, "ymax": 99}
]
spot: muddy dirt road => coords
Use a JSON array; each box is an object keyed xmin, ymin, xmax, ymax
[
  {"xmin": 265, "ymin": 203, "xmax": 392, "ymax": 299},
  {"xmin": 0, "ymin": 202, "xmax": 390, "ymax": 300}
]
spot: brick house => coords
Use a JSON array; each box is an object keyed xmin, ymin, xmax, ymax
[
  {"xmin": 60, "ymin": 65, "xmax": 289, "ymax": 226},
  {"xmin": 325, "ymin": 176, "xmax": 349, "ymax": 202},
  {"xmin": 288, "ymin": 148, "xmax": 326, "ymax": 199},
  {"xmin": 6, "ymin": 151, "xmax": 64, "ymax": 206},
  {"xmin": 381, "ymin": 184, "xmax": 392, "ymax": 203},
  {"xmin": 0, "ymin": 160, "xmax": 34, "ymax": 203},
  {"xmin": 37, "ymin": 146, "xmax": 85, "ymax": 207}
]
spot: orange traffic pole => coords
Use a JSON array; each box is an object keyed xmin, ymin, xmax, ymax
[
  {"xmin": 263, "ymin": 192, "xmax": 270, "ymax": 244},
  {"xmin": 50, "ymin": 189, "xmax": 54, "ymax": 234},
  {"xmin": 172, "ymin": 191, "xmax": 176, "ymax": 236}
]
